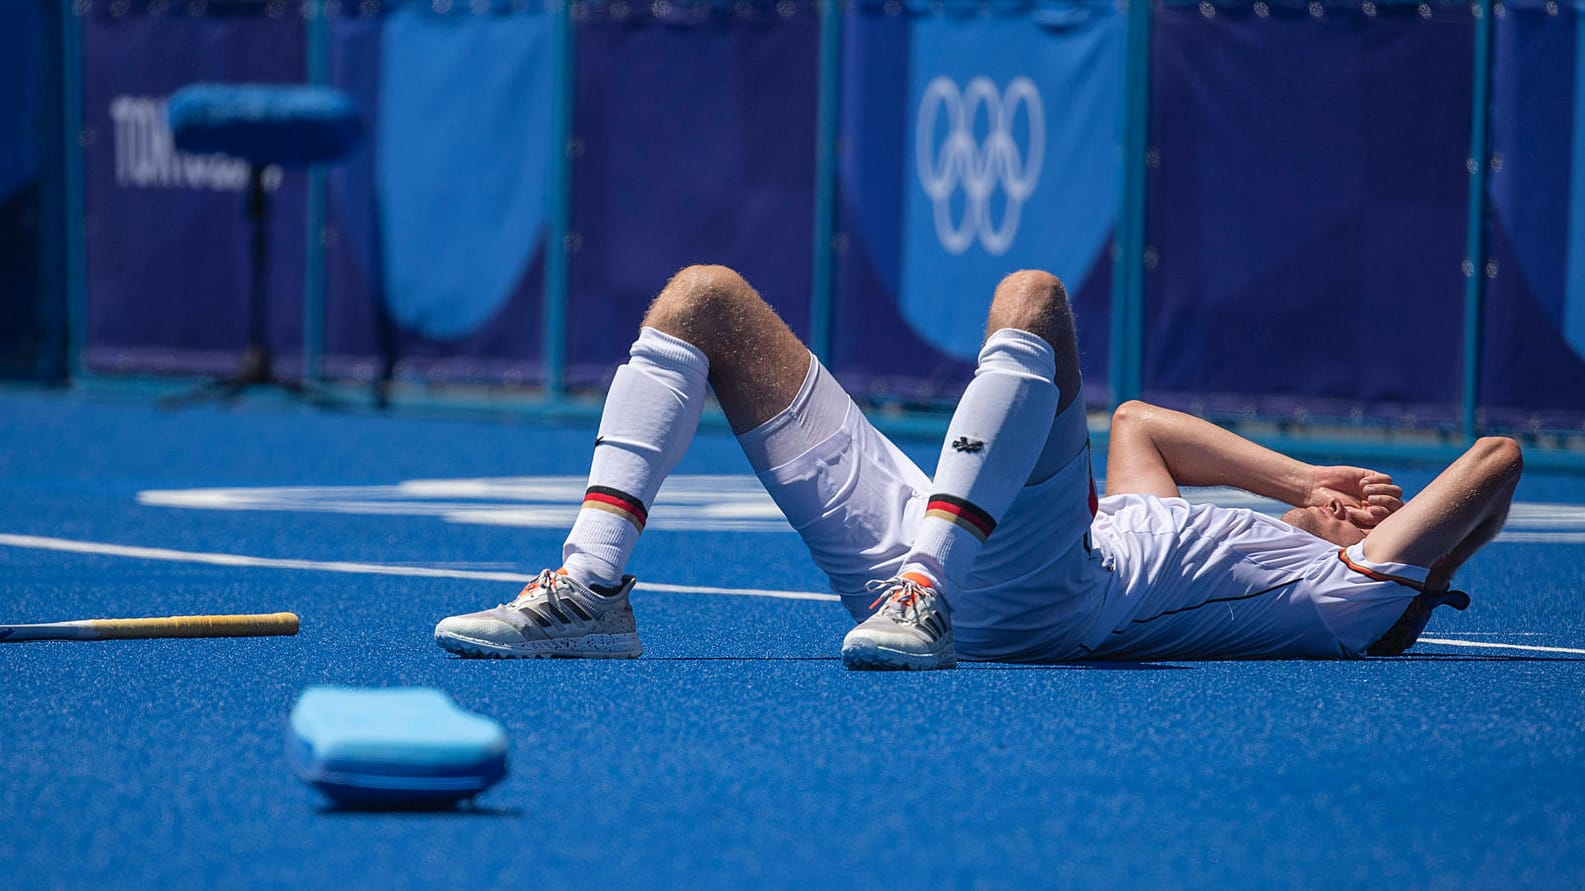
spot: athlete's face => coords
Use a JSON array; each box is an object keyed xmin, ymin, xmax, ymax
[{"xmin": 1280, "ymin": 504, "xmax": 1368, "ymax": 547}]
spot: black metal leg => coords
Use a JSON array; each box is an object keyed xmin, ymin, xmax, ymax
[
  {"xmin": 162, "ymin": 165, "xmax": 333, "ymax": 409},
  {"xmin": 243, "ymin": 164, "xmax": 273, "ymax": 386}
]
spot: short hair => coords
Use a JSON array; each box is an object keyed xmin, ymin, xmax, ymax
[
  {"xmin": 1279, "ymin": 507, "xmax": 1364, "ymax": 547},
  {"xmin": 1280, "ymin": 507, "xmax": 1321, "ymax": 537}
]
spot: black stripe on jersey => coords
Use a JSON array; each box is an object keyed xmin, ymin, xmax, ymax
[{"xmin": 1118, "ymin": 577, "xmax": 1304, "ymax": 631}]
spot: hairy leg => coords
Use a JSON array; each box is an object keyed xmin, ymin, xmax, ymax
[
  {"xmin": 436, "ymin": 265, "xmax": 834, "ymax": 657},
  {"xmin": 651, "ymin": 266, "xmax": 952, "ymax": 618},
  {"xmin": 899, "ymin": 270, "xmax": 1079, "ymax": 588},
  {"xmin": 558, "ymin": 265, "xmax": 810, "ymax": 585},
  {"xmin": 642, "ymin": 264, "xmax": 813, "ymax": 434},
  {"xmin": 845, "ymin": 270, "xmax": 1090, "ymax": 668},
  {"xmin": 983, "ymin": 269, "xmax": 1083, "ymax": 416}
]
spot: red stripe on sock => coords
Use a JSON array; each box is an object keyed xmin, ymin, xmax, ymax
[
  {"xmin": 925, "ymin": 499, "xmax": 995, "ymax": 538},
  {"xmin": 583, "ymin": 491, "xmax": 646, "ymax": 529}
]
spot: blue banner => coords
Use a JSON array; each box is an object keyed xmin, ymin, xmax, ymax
[
  {"xmin": 1483, "ymin": 0, "xmax": 1585, "ymax": 430},
  {"xmin": 322, "ymin": 7, "xmax": 548, "ymax": 384},
  {"xmin": 901, "ymin": 7, "xmax": 1119, "ymax": 361},
  {"xmin": 378, "ymin": 9, "xmax": 550, "ymax": 340},
  {"xmin": 832, "ymin": 2, "xmax": 1119, "ymax": 405},
  {"xmin": 58, "ymin": 0, "xmax": 1585, "ymax": 434}
]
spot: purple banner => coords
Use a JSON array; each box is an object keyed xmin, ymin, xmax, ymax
[
  {"xmin": 0, "ymin": 0, "xmax": 44, "ymax": 376},
  {"xmin": 831, "ymin": 2, "xmax": 1119, "ymax": 408},
  {"xmin": 81, "ymin": 5, "xmax": 307, "ymax": 375},
  {"xmin": 321, "ymin": 8, "xmax": 549, "ymax": 386},
  {"xmin": 1142, "ymin": 2, "xmax": 1474, "ymax": 426},
  {"xmin": 565, "ymin": 1, "xmax": 819, "ymax": 390}
]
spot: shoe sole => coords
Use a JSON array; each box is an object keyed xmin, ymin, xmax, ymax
[
  {"xmin": 435, "ymin": 631, "xmax": 643, "ymax": 660},
  {"xmin": 840, "ymin": 640, "xmax": 956, "ymax": 671}
]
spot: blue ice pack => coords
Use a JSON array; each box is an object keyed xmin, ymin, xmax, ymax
[{"xmin": 288, "ymin": 686, "xmax": 508, "ymax": 808}]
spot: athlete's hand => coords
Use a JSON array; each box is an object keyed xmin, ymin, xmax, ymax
[{"xmin": 1305, "ymin": 466, "xmax": 1404, "ymax": 528}]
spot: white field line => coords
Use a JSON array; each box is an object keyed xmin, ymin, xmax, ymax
[
  {"xmin": 5, "ymin": 533, "xmax": 1581, "ymax": 653},
  {"xmin": 0, "ymin": 533, "xmax": 840, "ymax": 603},
  {"xmin": 1416, "ymin": 638, "xmax": 1585, "ymax": 656}
]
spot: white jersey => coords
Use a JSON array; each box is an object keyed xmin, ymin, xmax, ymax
[
  {"xmin": 742, "ymin": 356, "xmax": 1429, "ymax": 662},
  {"xmin": 1074, "ymin": 494, "xmax": 1428, "ymax": 660}
]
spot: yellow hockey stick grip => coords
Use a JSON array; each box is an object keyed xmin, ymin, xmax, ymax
[{"xmin": 86, "ymin": 612, "xmax": 301, "ymax": 640}]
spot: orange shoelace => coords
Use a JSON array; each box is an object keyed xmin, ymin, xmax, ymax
[{"xmin": 866, "ymin": 572, "xmax": 935, "ymax": 611}]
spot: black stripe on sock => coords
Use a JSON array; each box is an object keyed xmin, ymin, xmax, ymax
[
  {"xmin": 585, "ymin": 485, "xmax": 648, "ymax": 523},
  {"xmin": 926, "ymin": 493, "xmax": 996, "ymax": 535}
]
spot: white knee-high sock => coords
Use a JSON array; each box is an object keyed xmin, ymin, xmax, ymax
[
  {"xmin": 900, "ymin": 328, "xmax": 1060, "ymax": 590},
  {"xmin": 561, "ymin": 327, "xmax": 709, "ymax": 586}
]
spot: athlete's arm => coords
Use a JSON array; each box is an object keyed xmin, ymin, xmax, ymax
[
  {"xmin": 1362, "ymin": 436, "xmax": 1522, "ymax": 586},
  {"xmin": 1104, "ymin": 400, "xmax": 1401, "ymax": 525}
]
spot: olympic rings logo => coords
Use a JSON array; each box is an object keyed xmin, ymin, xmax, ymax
[{"xmin": 916, "ymin": 76, "xmax": 1044, "ymax": 256}]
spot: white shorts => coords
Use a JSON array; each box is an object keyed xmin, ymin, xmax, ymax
[{"xmin": 740, "ymin": 356, "xmax": 1110, "ymax": 660}]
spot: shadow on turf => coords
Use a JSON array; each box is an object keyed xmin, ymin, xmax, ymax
[
  {"xmin": 317, "ymin": 803, "xmax": 524, "ymax": 818},
  {"xmin": 1379, "ymin": 654, "xmax": 1585, "ymax": 663},
  {"xmin": 640, "ymin": 657, "xmax": 1193, "ymax": 670},
  {"xmin": 437, "ymin": 651, "xmax": 1585, "ymax": 665}
]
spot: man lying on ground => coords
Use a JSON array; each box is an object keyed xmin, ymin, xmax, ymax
[{"xmin": 435, "ymin": 266, "xmax": 1523, "ymax": 668}]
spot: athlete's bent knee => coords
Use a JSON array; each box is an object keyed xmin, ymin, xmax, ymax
[
  {"xmin": 1473, "ymin": 435, "xmax": 1524, "ymax": 482},
  {"xmin": 985, "ymin": 270, "xmax": 1071, "ymax": 344},
  {"xmin": 644, "ymin": 264, "xmax": 756, "ymax": 335},
  {"xmin": 999, "ymin": 269, "xmax": 1065, "ymax": 299}
]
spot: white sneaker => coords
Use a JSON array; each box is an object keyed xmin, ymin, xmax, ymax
[
  {"xmin": 841, "ymin": 573, "xmax": 956, "ymax": 670},
  {"xmin": 434, "ymin": 569, "xmax": 642, "ymax": 659}
]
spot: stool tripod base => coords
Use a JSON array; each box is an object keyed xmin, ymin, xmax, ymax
[{"xmin": 159, "ymin": 344, "xmax": 333, "ymax": 409}]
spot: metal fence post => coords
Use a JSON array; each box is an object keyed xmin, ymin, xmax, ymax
[
  {"xmin": 1110, "ymin": 0, "xmax": 1150, "ymax": 408},
  {"xmin": 808, "ymin": 0, "xmax": 843, "ymax": 364},
  {"xmin": 543, "ymin": 0, "xmax": 576, "ymax": 400},
  {"xmin": 304, "ymin": 1, "xmax": 329, "ymax": 384},
  {"xmin": 60, "ymin": 0, "xmax": 86, "ymax": 380},
  {"xmin": 1461, "ymin": 0, "xmax": 1494, "ymax": 442}
]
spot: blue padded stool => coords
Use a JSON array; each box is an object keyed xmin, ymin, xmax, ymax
[{"xmin": 165, "ymin": 83, "xmax": 362, "ymax": 403}]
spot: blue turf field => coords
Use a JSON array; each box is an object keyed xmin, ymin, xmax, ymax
[{"xmin": 2, "ymin": 389, "xmax": 1583, "ymax": 888}]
